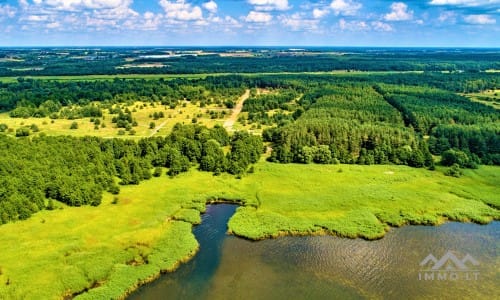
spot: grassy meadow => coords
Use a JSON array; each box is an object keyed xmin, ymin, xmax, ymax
[
  {"xmin": 0, "ymin": 100, "xmax": 229, "ymax": 139},
  {"xmin": 464, "ymin": 89, "xmax": 500, "ymax": 110},
  {"xmin": 0, "ymin": 162, "xmax": 498, "ymax": 299}
]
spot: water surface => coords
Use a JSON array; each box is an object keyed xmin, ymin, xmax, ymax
[{"xmin": 129, "ymin": 205, "xmax": 499, "ymax": 300}]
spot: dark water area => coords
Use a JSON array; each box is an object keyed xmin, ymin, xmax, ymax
[{"xmin": 129, "ymin": 205, "xmax": 499, "ymax": 300}]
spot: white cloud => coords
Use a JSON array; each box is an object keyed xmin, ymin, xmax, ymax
[
  {"xmin": 244, "ymin": 11, "xmax": 272, "ymax": 23},
  {"xmin": 371, "ymin": 21, "xmax": 393, "ymax": 31},
  {"xmin": 438, "ymin": 11, "xmax": 457, "ymax": 23},
  {"xmin": 384, "ymin": 2, "xmax": 413, "ymax": 21},
  {"xmin": 46, "ymin": 21, "xmax": 60, "ymax": 28},
  {"xmin": 463, "ymin": 14, "xmax": 496, "ymax": 24},
  {"xmin": 279, "ymin": 13, "xmax": 319, "ymax": 30},
  {"xmin": 312, "ymin": 8, "xmax": 329, "ymax": 19},
  {"xmin": 248, "ymin": 0, "xmax": 290, "ymax": 11},
  {"xmin": 25, "ymin": 14, "xmax": 49, "ymax": 21},
  {"xmin": 210, "ymin": 15, "xmax": 241, "ymax": 27},
  {"xmin": 160, "ymin": 0, "xmax": 203, "ymax": 21},
  {"xmin": 429, "ymin": 0, "xmax": 500, "ymax": 7},
  {"xmin": 35, "ymin": 0, "xmax": 132, "ymax": 11},
  {"xmin": 338, "ymin": 18, "xmax": 368, "ymax": 31},
  {"xmin": 330, "ymin": 0, "xmax": 362, "ymax": 16},
  {"xmin": 202, "ymin": 1, "xmax": 218, "ymax": 14},
  {"xmin": 0, "ymin": 4, "xmax": 17, "ymax": 18}
]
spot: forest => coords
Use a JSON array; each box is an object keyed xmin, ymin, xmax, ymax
[
  {"xmin": 0, "ymin": 66, "xmax": 498, "ymax": 225},
  {"xmin": 1, "ymin": 48, "xmax": 500, "ymax": 76},
  {"xmin": 0, "ymin": 124, "xmax": 263, "ymax": 224}
]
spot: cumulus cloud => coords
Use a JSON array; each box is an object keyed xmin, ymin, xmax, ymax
[
  {"xmin": 338, "ymin": 18, "xmax": 368, "ymax": 30},
  {"xmin": 279, "ymin": 13, "xmax": 319, "ymax": 30},
  {"xmin": 371, "ymin": 21, "xmax": 393, "ymax": 31},
  {"xmin": 463, "ymin": 14, "xmax": 496, "ymax": 24},
  {"xmin": 330, "ymin": 0, "xmax": 362, "ymax": 16},
  {"xmin": 384, "ymin": 2, "xmax": 413, "ymax": 21},
  {"xmin": 33, "ymin": 0, "xmax": 133, "ymax": 11},
  {"xmin": 438, "ymin": 11, "xmax": 457, "ymax": 23},
  {"xmin": 25, "ymin": 14, "xmax": 49, "ymax": 21},
  {"xmin": 160, "ymin": 0, "xmax": 203, "ymax": 21},
  {"xmin": 429, "ymin": 0, "xmax": 500, "ymax": 7},
  {"xmin": 0, "ymin": 5, "xmax": 17, "ymax": 18},
  {"xmin": 312, "ymin": 8, "xmax": 330, "ymax": 19},
  {"xmin": 248, "ymin": 0, "xmax": 290, "ymax": 11},
  {"xmin": 202, "ymin": 1, "xmax": 217, "ymax": 14},
  {"xmin": 46, "ymin": 21, "xmax": 60, "ymax": 28},
  {"xmin": 244, "ymin": 10, "xmax": 272, "ymax": 23}
]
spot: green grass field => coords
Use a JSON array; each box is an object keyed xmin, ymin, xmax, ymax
[
  {"xmin": 0, "ymin": 70, "xmax": 425, "ymax": 83},
  {"xmin": 0, "ymin": 100, "xmax": 229, "ymax": 139},
  {"xmin": 464, "ymin": 89, "xmax": 500, "ymax": 110},
  {"xmin": 0, "ymin": 162, "xmax": 498, "ymax": 299}
]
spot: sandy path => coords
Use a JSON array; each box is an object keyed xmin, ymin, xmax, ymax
[
  {"xmin": 149, "ymin": 121, "xmax": 167, "ymax": 137},
  {"xmin": 224, "ymin": 89, "xmax": 250, "ymax": 131}
]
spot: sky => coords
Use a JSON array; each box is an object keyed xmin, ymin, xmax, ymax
[{"xmin": 0, "ymin": 0, "xmax": 498, "ymax": 46}]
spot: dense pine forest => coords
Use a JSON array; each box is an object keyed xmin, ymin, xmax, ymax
[
  {"xmin": 0, "ymin": 125, "xmax": 263, "ymax": 224},
  {"xmin": 0, "ymin": 62, "xmax": 499, "ymax": 225}
]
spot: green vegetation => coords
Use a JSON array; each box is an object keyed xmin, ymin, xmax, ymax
[
  {"xmin": 0, "ymin": 125, "xmax": 262, "ymax": 224},
  {"xmin": 0, "ymin": 162, "xmax": 498, "ymax": 299},
  {"xmin": 1, "ymin": 48, "xmax": 499, "ymax": 76},
  {"xmin": 0, "ymin": 49, "xmax": 498, "ymax": 299}
]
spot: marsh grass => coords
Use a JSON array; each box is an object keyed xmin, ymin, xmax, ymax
[{"xmin": 0, "ymin": 163, "xmax": 497, "ymax": 299}]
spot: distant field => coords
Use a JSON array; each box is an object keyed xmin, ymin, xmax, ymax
[
  {"xmin": 464, "ymin": 89, "xmax": 500, "ymax": 110},
  {"xmin": 0, "ymin": 101, "xmax": 230, "ymax": 138},
  {"xmin": 0, "ymin": 162, "xmax": 498, "ymax": 299},
  {"xmin": 0, "ymin": 73, "xmax": 220, "ymax": 83},
  {"xmin": 0, "ymin": 70, "xmax": 427, "ymax": 83}
]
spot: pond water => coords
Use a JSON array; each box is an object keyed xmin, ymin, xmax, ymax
[{"xmin": 129, "ymin": 204, "xmax": 499, "ymax": 300}]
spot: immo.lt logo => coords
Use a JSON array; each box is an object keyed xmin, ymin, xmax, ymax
[{"xmin": 418, "ymin": 250, "xmax": 480, "ymax": 281}]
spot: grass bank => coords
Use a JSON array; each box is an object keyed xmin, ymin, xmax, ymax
[{"xmin": 0, "ymin": 163, "xmax": 498, "ymax": 299}]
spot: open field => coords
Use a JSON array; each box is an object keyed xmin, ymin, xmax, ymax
[
  {"xmin": 0, "ymin": 162, "xmax": 498, "ymax": 299},
  {"xmin": 464, "ymin": 89, "xmax": 500, "ymax": 110},
  {"xmin": 0, "ymin": 70, "xmax": 427, "ymax": 83},
  {"xmin": 0, "ymin": 74, "xmax": 219, "ymax": 83},
  {"xmin": 0, "ymin": 101, "xmax": 229, "ymax": 138}
]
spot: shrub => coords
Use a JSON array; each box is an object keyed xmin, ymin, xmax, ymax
[
  {"xmin": 15, "ymin": 127, "xmax": 30, "ymax": 137},
  {"xmin": 445, "ymin": 163, "xmax": 463, "ymax": 178},
  {"xmin": 70, "ymin": 122, "xmax": 78, "ymax": 130}
]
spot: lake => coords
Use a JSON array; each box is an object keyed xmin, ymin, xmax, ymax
[{"xmin": 129, "ymin": 204, "xmax": 499, "ymax": 299}]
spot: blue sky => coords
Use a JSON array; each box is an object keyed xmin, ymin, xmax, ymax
[{"xmin": 0, "ymin": 0, "xmax": 498, "ymax": 46}]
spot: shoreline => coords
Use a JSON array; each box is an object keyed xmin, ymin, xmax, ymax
[{"xmin": 109, "ymin": 204, "xmax": 498, "ymax": 300}]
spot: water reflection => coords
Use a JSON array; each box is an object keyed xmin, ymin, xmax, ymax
[{"xmin": 129, "ymin": 205, "xmax": 499, "ymax": 300}]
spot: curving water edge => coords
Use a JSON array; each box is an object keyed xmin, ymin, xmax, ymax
[{"xmin": 128, "ymin": 204, "xmax": 499, "ymax": 300}]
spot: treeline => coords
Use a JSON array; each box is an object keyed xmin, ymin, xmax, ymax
[
  {"xmin": 375, "ymin": 85, "xmax": 499, "ymax": 165},
  {"xmin": 1, "ymin": 50, "xmax": 500, "ymax": 76},
  {"xmin": 0, "ymin": 76, "xmax": 245, "ymax": 115},
  {"xmin": 0, "ymin": 124, "xmax": 263, "ymax": 224},
  {"xmin": 265, "ymin": 84, "xmax": 433, "ymax": 167},
  {"xmin": 1, "ymin": 72, "xmax": 497, "ymax": 117}
]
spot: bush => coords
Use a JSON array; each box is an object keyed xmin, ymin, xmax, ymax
[
  {"xmin": 70, "ymin": 122, "xmax": 78, "ymax": 130},
  {"xmin": 15, "ymin": 127, "xmax": 30, "ymax": 137},
  {"xmin": 445, "ymin": 163, "xmax": 463, "ymax": 178},
  {"xmin": 30, "ymin": 124, "xmax": 40, "ymax": 132},
  {"xmin": 0, "ymin": 123, "xmax": 8, "ymax": 132},
  {"xmin": 108, "ymin": 184, "xmax": 120, "ymax": 195},
  {"xmin": 153, "ymin": 167, "xmax": 162, "ymax": 177}
]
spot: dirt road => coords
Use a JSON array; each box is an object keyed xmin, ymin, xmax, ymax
[{"xmin": 223, "ymin": 89, "xmax": 250, "ymax": 131}]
